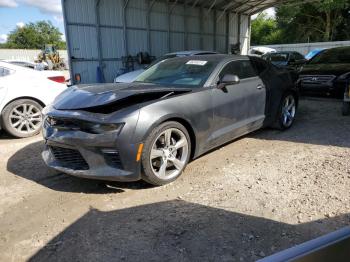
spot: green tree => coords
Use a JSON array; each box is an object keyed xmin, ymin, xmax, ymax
[
  {"xmin": 251, "ymin": 12, "xmax": 282, "ymax": 45},
  {"xmin": 252, "ymin": 1, "xmax": 350, "ymax": 45},
  {"xmin": 4, "ymin": 21, "xmax": 66, "ymax": 49},
  {"xmin": 276, "ymin": 0, "xmax": 349, "ymax": 43}
]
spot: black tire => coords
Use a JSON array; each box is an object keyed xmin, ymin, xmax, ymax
[
  {"xmin": 1, "ymin": 99, "xmax": 43, "ymax": 138},
  {"xmin": 274, "ymin": 93, "xmax": 297, "ymax": 130},
  {"xmin": 141, "ymin": 121, "xmax": 191, "ymax": 186},
  {"xmin": 342, "ymin": 102, "xmax": 350, "ymax": 116}
]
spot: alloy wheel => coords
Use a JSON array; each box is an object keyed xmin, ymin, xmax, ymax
[
  {"xmin": 149, "ymin": 128, "xmax": 189, "ymax": 180},
  {"xmin": 9, "ymin": 104, "xmax": 42, "ymax": 134},
  {"xmin": 282, "ymin": 95, "xmax": 296, "ymax": 128}
]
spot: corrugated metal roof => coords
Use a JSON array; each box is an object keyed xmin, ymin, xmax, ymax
[{"xmin": 162, "ymin": 0, "xmax": 319, "ymax": 15}]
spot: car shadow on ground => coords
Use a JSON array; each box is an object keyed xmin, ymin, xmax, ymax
[
  {"xmin": 253, "ymin": 98, "xmax": 350, "ymax": 149},
  {"xmin": 28, "ymin": 200, "xmax": 350, "ymax": 262},
  {"xmin": 6, "ymin": 140, "xmax": 151, "ymax": 194},
  {"xmin": 6, "ymin": 98, "xmax": 349, "ymax": 193}
]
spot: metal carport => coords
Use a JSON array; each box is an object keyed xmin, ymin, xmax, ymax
[{"xmin": 61, "ymin": 0, "xmax": 316, "ymax": 84}]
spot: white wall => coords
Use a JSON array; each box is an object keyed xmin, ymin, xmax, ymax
[
  {"xmin": 0, "ymin": 49, "xmax": 68, "ymax": 63},
  {"xmin": 252, "ymin": 40, "xmax": 350, "ymax": 56}
]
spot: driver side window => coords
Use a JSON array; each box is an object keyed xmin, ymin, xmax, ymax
[{"xmin": 219, "ymin": 60, "xmax": 257, "ymax": 80}]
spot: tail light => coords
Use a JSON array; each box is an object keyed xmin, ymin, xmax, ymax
[{"xmin": 48, "ymin": 76, "xmax": 66, "ymax": 84}]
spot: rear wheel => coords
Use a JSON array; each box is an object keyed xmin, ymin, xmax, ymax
[
  {"xmin": 141, "ymin": 121, "xmax": 191, "ymax": 186},
  {"xmin": 1, "ymin": 99, "xmax": 43, "ymax": 138},
  {"xmin": 274, "ymin": 93, "xmax": 297, "ymax": 130}
]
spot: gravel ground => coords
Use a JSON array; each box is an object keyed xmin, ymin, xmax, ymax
[{"xmin": 0, "ymin": 98, "xmax": 349, "ymax": 262}]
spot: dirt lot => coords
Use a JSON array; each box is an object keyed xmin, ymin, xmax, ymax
[{"xmin": 0, "ymin": 98, "xmax": 349, "ymax": 262}]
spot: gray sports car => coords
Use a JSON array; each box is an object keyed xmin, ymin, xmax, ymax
[{"xmin": 42, "ymin": 55, "xmax": 298, "ymax": 186}]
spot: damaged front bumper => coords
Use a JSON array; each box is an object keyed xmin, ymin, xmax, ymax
[{"xmin": 42, "ymin": 105, "xmax": 142, "ymax": 182}]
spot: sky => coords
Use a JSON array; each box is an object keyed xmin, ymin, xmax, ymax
[
  {"xmin": 0, "ymin": 0, "xmax": 275, "ymax": 44},
  {"xmin": 0, "ymin": 0, "xmax": 64, "ymax": 43}
]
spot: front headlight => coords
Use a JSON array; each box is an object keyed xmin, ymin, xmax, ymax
[
  {"xmin": 87, "ymin": 123, "xmax": 124, "ymax": 134},
  {"xmin": 45, "ymin": 116, "xmax": 124, "ymax": 135}
]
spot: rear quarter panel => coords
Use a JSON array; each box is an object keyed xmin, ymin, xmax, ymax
[{"xmin": 3, "ymin": 70, "xmax": 67, "ymax": 109}]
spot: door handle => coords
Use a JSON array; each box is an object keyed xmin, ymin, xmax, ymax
[{"xmin": 257, "ymin": 84, "xmax": 265, "ymax": 90}]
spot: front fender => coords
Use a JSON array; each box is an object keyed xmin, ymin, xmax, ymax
[{"xmin": 132, "ymin": 89, "xmax": 213, "ymax": 157}]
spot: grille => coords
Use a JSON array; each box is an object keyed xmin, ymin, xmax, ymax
[
  {"xmin": 49, "ymin": 146, "xmax": 89, "ymax": 170},
  {"xmin": 300, "ymin": 75, "xmax": 336, "ymax": 85},
  {"xmin": 102, "ymin": 149, "xmax": 122, "ymax": 169}
]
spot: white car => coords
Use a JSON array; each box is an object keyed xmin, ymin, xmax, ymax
[
  {"xmin": 0, "ymin": 61, "xmax": 67, "ymax": 138},
  {"xmin": 3, "ymin": 60, "xmax": 67, "ymax": 79}
]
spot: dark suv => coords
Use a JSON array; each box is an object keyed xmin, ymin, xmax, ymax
[
  {"xmin": 298, "ymin": 46, "xmax": 350, "ymax": 97},
  {"xmin": 262, "ymin": 51, "xmax": 306, "ymax": 69}
]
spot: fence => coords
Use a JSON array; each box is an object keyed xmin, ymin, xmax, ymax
[
  {"xmin": 0, "ymin": 49, "xmax": 68, "ymax": 63},
  {"xmin": 252, "ymin": 40, "xmax": 350, "ymax": 55},
  {"xmin": 2, "ymin": 41, "xmax": 350, "ymax": 65}
]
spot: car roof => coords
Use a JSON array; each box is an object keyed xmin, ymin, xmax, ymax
[
  {"xmin": 266, "ymin": 51, "xmax": 299, "ymax": 55},
  {"xmin": 161, "ymin": 54, "xmax": 249, "ymax": 63},
  {"xmin": 0, "ymin": 61, "xmax": 24, "ymax": 70},
  {"xmin": 323, "ymin": 46, "xmax": 350, "ymax": 52},
  {"xmin": 166, "ymin": 50, "xmax": 218, "ymax": 56},
  {"xmin": 0, "ymin": 61, "xmax": 42, "ymax": 73}
]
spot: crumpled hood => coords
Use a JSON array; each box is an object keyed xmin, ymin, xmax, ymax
[
  {"xmin": 53, "ymin": 83, "xmax": 192, "ymax": 110},
  {"xmin": 300, "ymin": 63, "xmax": 350, "ymax": 76}
]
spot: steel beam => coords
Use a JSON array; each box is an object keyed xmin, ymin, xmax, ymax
[
  {"xmin": 191, "ymin": 0, "xmax": 200, "ymax": 9},
  {"xmin": 237, "ymin": 13, "xmax": 241, "ymax": 53},
  {"xmin": 123, "ymin": 0, "xmax": 131, "ymax": 56},
  {"xmin": 206, "ymin": 0, "xmax": 217, "ymax": 15},
  {"xmin": 65, "ymin": 22, "xmax": 226, "ymax": 37},
  {"xmin": 184, "ymin": 0, "xmax": 188, "ymax": 50},
  {"xmin": 225, "ymin": 11, "xmax": 229, "ymax": 53},
  {"xmin": 167, "ymin": 0, "xmax": 171, "ymax": 52},
  {"xmin": 61, "ymin": 0, "xmax": 74, "ymax": 82},
  {"xmin": 237, "ymin": 0, "xmax": 269, "ymax": 14},
  {"xmin": 213, "ymin": 9, "xmax": 217, "ymax": 51},
  {"xmin": 199, "ymin": 4, "xmax": 204, "ymax": 49},
  {"xmin": 95, "ymin": 0, "xmax": 104, "ymax": 81},
  {"xmin": 146, "ymin": 0, "xmax": 157, "ymax": 54}
]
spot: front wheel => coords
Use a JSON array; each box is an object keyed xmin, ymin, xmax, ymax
[
  {"xmin": 141, "ymin": 121, "xmax": 191, "ymax": 186},
  {"xmin": 274, "ymin": 94, "xmax": 297, "ymax": 130}
]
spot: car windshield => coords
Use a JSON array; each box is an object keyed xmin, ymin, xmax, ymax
[
  {"xmin": 146, "ymin": 54, "xmax": 178, "ymax": 68},
  {"xmin": 309, "ymin": 48, "xmax": 350, "ymax": 64},
  {"xmin": 266, "ymin": 53, "xmax": 289, "ymax": 62},
  {"xmin": 135, "ymin": 58, "xmax": 218, "ymax": 87}
]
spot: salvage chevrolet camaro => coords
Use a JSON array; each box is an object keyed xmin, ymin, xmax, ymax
[{"xmin": 42, "ymin": 55, "xmax": 298, "ymax": 186}]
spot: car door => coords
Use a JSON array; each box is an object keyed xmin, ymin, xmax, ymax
[{"xmin": 209, "ymin": 60, "xmax": 266, "ymax": 146}]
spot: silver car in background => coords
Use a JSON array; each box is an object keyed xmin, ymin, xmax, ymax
[{"xmin": 114, "ymin": 50, "xmax": 218, "ymax": 83}]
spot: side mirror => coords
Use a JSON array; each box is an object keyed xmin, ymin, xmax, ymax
[{"xmin": 217, "ymin": 74, "xmax": 240, "ymax": 89}]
